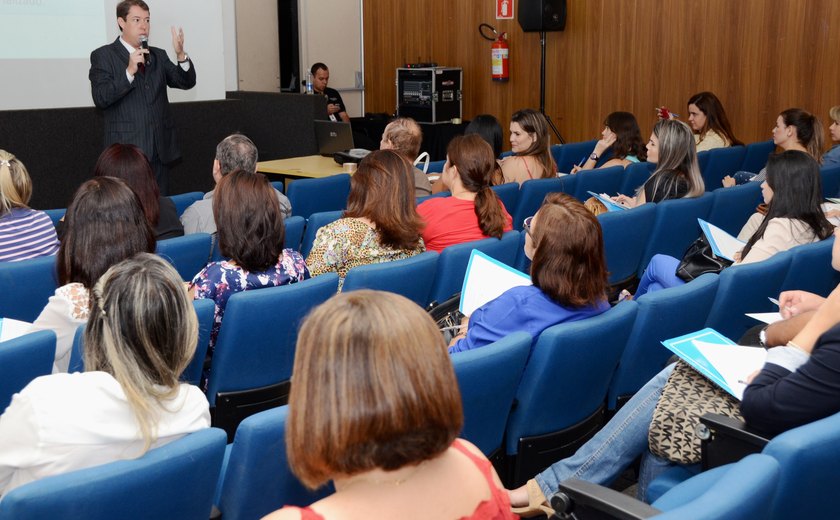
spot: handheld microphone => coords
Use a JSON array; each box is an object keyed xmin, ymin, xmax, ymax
[{"xmin": 139, "ymin": 35, "xmax": 150, "ymax": 65}]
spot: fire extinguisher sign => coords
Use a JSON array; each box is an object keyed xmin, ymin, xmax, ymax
[{"xmin": 496, "ymin": 0, "xmax": 513, "ymax": 19}]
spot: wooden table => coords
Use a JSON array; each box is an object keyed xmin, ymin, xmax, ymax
[{"xmin": 256, "ymin": 155, "xmax": 348, "ymax": 184}]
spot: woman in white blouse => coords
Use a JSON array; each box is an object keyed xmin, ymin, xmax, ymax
[{"xmin": 0, "ymin": 253, "xmax": 210, "ymax": 496}]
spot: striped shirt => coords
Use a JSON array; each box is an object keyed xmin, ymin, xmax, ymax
[{"xmin": 0, "ymin": 208, "xmax": 60, "ymax": 262}]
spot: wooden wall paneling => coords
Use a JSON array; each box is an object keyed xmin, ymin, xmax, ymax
[{"xmin": 363, "ymin": 0, "xmax": 840, "ymax": 149}]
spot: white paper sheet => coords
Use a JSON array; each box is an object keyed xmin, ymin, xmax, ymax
[
  {"xmin": 0, "ymin": 318, "xmax": 33, "ymax": 343},
  {"xmin": 459, "ymin": 250, "xmax": 531, "ymax": 316}
]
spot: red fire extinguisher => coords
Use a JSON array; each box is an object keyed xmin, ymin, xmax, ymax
[{"xmin": 491, "ymin": 32, "xmax": 509, "ymax": 81}]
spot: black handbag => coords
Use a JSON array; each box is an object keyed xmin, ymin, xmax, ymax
[
  {"xmin": 427, "ymin": 293, "xmax": 465, "ymax": 344},
  {"xmin": 675, "ymin": 235, "xmax": 733, "ymax": 282}
]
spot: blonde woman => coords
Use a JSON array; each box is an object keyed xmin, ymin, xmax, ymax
[
  {"xmin": 265, "ymin": 290, "xmax": 516, "ymax": 520},
  {"xmin": 823, "ymin": 105, "xmax": 840, "ymax": 166},
  {"xmin": 0, "ymin": 150, "xmax": 59, "ymax": 262},
  {"xmin": 0, "ymin": 254, "xmax": 210, "ymax": 495}
]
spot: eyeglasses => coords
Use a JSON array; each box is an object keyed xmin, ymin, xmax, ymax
[{"xmin": 523, "ymin": 216, "xmax": 534, "ymax": 236}]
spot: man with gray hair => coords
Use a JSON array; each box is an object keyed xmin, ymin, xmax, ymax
[{"xmin": 181, "ymin": 134, "xmax": 292, "ymax": 234}]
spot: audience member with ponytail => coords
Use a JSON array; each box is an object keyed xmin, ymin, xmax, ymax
[
  {"xmin": 0, "ymin": 254, "xmax": 210, "ymax": 496},
  {"xmin": 417, "ymin": 135, "xmax": 513, "ymax": 253},
  {"xmin": 0, "ymin": 150, "xmax": 59, "ymax": 262}
]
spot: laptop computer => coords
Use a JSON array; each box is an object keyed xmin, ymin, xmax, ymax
[{"xmin": 314, "ymin": 120, "xmax": 355, "ymax": 156}]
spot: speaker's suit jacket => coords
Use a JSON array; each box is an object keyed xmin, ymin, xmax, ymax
[{"xmin": 89, "ymin": 38, "xmax": 196, "ymax": 164}]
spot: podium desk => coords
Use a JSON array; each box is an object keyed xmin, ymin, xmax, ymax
[{"xmin": 256, "ymin": 155, "xmax": 347, "ymax": 184}]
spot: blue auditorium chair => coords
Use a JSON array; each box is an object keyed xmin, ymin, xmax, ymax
[
  {"xmin": 416, "ymin": 191, "xmax": 450, "ymax": 204},
  {"xmin": 270, "ymin": 180, "xmax": 284, "ymax": 193},
  {"xmin": 428, "ymin": 231, "xmax": 521, "ymax": 305},
  {"xmin": 286, "ymin": 174, "xmax": 351, "ymax": 219},
  {"xmin": 513, "ymin": 228, "xmax": 530, "ymax": 273},
  {"xmin": 427, "ymin": 159, "xmax": 446, "ymax": 173},
  {"xmin": 505, "ymin": 301, "xmax": 638, "ymax": 486},
  {"xmin": 0, "ymin": 255, "xmax": 58, "ymax": 322},
  {"xmin": 740, "ymin": 139, "xmax": 776, "ymax": 173},
  {"xmin": 554, "ymin": 453, "xmax": 779, "ymax": 520},
  {"xmin": 781, "ymin": 239, "xmax": 840, "ymax": 297},
  {"xmin": 821, "ymin": 163, "xmax": 840, "ymax": 199},
  {"xmin": 0, "ymin": 330, "xmax": 55, "ymax": 412},
  {"xmin": 572, "ymin": 165, "xmax": 625, "ymax": 202},
  {"xmin": 705, "ymin": 250, "xmax": 793, "ymax": 340},
  {"xmin": 169, "ymin": 191, "xmax": 204, "ymax": 217},
  {"xmin": 156, "ymin": 233, "xmax": 213, "ymax": 282},
  {"xmin": 491, "ymin": 182, "xmax": 520, "ymax": 216},
  {"xmin": 512, "ymin": 177, "xmax": 575, "ymax": 230},
  {"xmin": 283, "ymin": 215, "xmax": 306, "ymax": 252},
  {"xmin": 637, "ymin": 193, "xmax": 714, "ymax": 277},
  {"xmin": 706, "ymin": 182, "xmax": 762, "ymax": 236},
  {"xmin": 607, "ymin": 273, "xmax": 719, "ymax": 410},
  {"xmin": 450, "ymin": 331, "xmax": 531, "ymax": 456},
  {"xmin": 0, "ymin": 428, "xmax": 227, "ymax": 520},
  {"xmin": 300, "ymin": 210, "xmax": 343, "ymax": 257},
  {"xmin": 214, "ymin": 406, "xmax": 333, "ymax": 520},
  {"xmin": 620, "ymin": 161, "xmax": 655, "ymax": 195},
  {"xmin": 342, "ymin": 251, "xmax": 438, "ymax": 306},
  {"xmin": 551, "ymin": 140, "xmax": 597, "ymax": 173},
  {"xmin": 700, "ymin": 146, "xmax": 746, "ymax": 190},
  {"xmin": 42, "ymin": 208, "xmax": 66, "ymax": 227},
  {"xmin": 598, "ymin": 203, "xmax": 656, "ymax": 285},
  {"xmin": 206, "ymin": 274, "xmax": 340, "ymax": 441}
]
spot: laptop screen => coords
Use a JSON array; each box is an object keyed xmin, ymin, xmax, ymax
[{"xmin": 314, "ymin": 120, "xmax": 355, "ymax": 156}]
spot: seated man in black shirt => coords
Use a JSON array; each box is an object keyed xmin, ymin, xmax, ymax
[{"xmin": 311, "ymin": 62, "xmax": 350, "ymax": 123}]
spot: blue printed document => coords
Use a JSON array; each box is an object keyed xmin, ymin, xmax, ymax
[
  {"xmin": 661, "ymin": 328, "xmax": 767, "ymax": 400},
  {"xmin": 697, "ymin": 219, "xmax": 745, "ymax": 262},
  {"xmin": 586, "ymin": 191, "xmax": 627, "ymax": 212},
  {"xmin": 460, "ymin": 250, "xmax": 531, "ymax": 316}
]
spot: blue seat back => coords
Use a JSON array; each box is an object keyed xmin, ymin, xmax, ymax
[
  {"xmin": 0, "ymin": 428, "xmax": 227, "ymax": 520},
  {"xmin": 300, "ymin": 210, "xmax": 344, "ymax": 257},
  {"xmin": 701, "ymin": 146, "xmax": 747, "ymax": 191},
  {"xmin": 760, "ymin": 409, "xmax": 840, "ymax": 519},
  {"xmin": 215, "ymin": 406, "xmax": 332, "ymax": 520},
  {"xmin": 270, "ymin": 181, "xmax": 284, "ymax": 194},
  {"xmin": 0, "ymin": 255, "xmax": 58, "ymax": 322},
  {"xmin": 513, "ymin": 228, "xmax": 530, "ymax": 273},
  {"xmin": 620, "ymin": 161, "xmax": 655, "ymax": 195},
  {"xmin": 696, "ymin": 151, "xmax": 710, "ymax": 176},
  {"xmin": 706, "ymin": 183, "xmax": 762, "ymax": 236},
  {"xmin": 512, "ymin": 177, "xmax": 573, "ymax": 230},
  {"xmin": 506, "ymin": 301, "xmax": 638, "ymax": 456},
  {"xmin": 428, "ymin": 231, "xmax": 521, "ymax": 304},
  {"xmin": 705, "ymin": 251, "xmax": 794, "ymax": 339},
  {"xmin": 205, "ymin": 274, "xmax": 340, "ymax": 406},
  {"xmin": 608, "ymin": 273, "xmax": 719, "ymax": 409},
  {"xmin": 598, "ymin": 203, "xmax": 657, "ymax": 285},
  {"xmin": 286, "ymin": 174, "xmax": 351, "ymax": 219},
  {"xmin": 450, "ymin": 331, "xmax": 531, "ymax": 455},
  {"xmin": 43, "ymin": 208, "xmax": 66, "ymax": 227},
  {"xmin": 157, "ymin": 233, "xmax": 213, "ymax": 282},
  {"xmin": 650, "ymin": 454, "xmax": 780, "ymax": 520},
  {"xmin": 342, "ymin": 251, "xmax": 438, "ymax": 306},
  {"xmin": 740, "ymin": 140, "xmax": 776, "ymax": 173},
  {"xmin": 68, "ymin": 299, "xmax": 215, "ymax": 387},
  {"xmin": 551, "ymin": 140, "xmax": 597, "ymax": 173},
  {"xmin": 491, "ymin": 182, "xmax": 520, "ymax": 216},
  {"xmin": 169, "ymin": 191, "xmax": 204, "ymax": 217},
  {"xmin": 781, "ymin": 238, "xmax": 840, "ymax": 297},
  {"xmin": 638, "ymin": 193, "xmax": 714, "ymax": 277},
  {"xmin": 283, "ymin": 215, "xmax": 306, "ymax": 252},
  {"xmin": 0, "ymin": 330, "xmax": 55, "ymax": 412},
  {"xmin": 573, "ymin": 166, "xmax": 625, "ymax": 202},
  {"xmin": 427, "ymin": 159, "xmax": 446, "ymax": 173},
  {"xmin": 416, "ymin": 191, "xmax": 451, "ymax": 204},
  {"xmin": 821, "ymin": 164, "xmax": 840, "ymax": 199}
]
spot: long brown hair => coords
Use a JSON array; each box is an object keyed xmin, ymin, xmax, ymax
[
  {"xmin": 530, "ymin": 193, "xmax": 608, "ymax": 307},
  {"xmin": 94, "ymin": 143, "xmax": 161, "ymax": 227},
  {"xmin": 687, "ymin": 92, "xmax": 743, "ymax": 146},
  {"xmin": 213, "ymin": 169, "xmax": 285, "ymax": 272},
  {"xmin": 511, "ymin": 108, "xmax": 557, "ymax": 178},
  {"xmin": 448, "ymin": 134, "xmax": 507, "ymax": 238},
  {"xmin": 345, "ymin": 150, "xmax": 424, "ymax": 250}
]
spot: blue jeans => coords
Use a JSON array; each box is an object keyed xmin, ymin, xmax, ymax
[
  {"xmin": 635, "ymin": 254, "xmax": 686, "ymax": 298},
  {"xmin": 535, "ymin": 364, "xmax": 679, "ymax": 501}
]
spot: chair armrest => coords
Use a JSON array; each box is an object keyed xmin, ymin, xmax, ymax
[
  {"xmin": 552, "ymin": 479, "xmax": 660, "ymax": 520},
  {"xmin": 699, "ymin": 413, "xmax": 769, "ymax": 470}
]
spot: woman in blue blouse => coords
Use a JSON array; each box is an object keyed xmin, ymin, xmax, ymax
[
  {"xmin": 190, "ymin": 169, "xmax": 309, "ymax": 386},
  {"xmin": 448, "ymin": 193, "xmax": 610, "ymax": 354}
]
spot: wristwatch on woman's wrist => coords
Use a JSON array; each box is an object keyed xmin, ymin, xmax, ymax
[{"xmin": 589, "ymin": 152, "xmax": 599, "ymax": 161}]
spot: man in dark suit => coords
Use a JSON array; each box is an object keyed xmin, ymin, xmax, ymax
[{"xmin": 89, "ymin": 0, "xmax": 195, "ymax": 194}]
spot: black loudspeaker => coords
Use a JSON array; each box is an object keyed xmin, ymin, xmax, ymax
[{"xmin": 518, "ymin": 0, "xmax": 567, "ymax": 32}]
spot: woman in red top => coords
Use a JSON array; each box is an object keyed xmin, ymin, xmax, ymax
[
  {"xmin": 262, "ymin": 290, "xmax": 516, "ymax": 520},
  {"xmin": 417, "ymin": 135, "xmax": 513, "ymax": 253}
]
